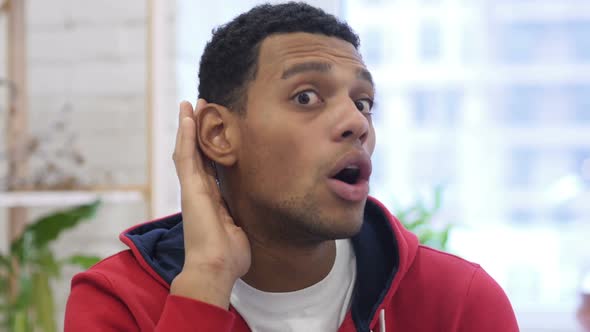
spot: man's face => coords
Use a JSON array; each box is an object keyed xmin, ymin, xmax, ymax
[{"xmin": 232, "ymin": 32, "xmax": 376, "ymax": 243}]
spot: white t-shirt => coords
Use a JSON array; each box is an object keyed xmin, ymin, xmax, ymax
[{"xmin": 230, "ymin": 239, "xmax": 357, "ymax": 332}]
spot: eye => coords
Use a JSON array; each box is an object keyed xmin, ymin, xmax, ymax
[
  {"xmin": 355, "ymin": 99, "xmax": 374, "ymax": 114},
  {"xmin": 293, "ymin": 90, "xmax": 322, "ymax": 106}
]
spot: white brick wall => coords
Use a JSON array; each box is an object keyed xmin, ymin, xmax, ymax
[
  {"xmin": 23, "ymin": 0, "xmax": 151, "ymax": 188},
  {"xmin": 0, "ymin": 0, "xmax": 172, "ymax": 330}
]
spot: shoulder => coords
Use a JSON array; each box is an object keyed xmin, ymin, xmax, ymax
[
  {"xmin": 88, "ymin": 250, "xmax": 138, "ymax": 274},
  {"xmin": 412, "ymin": 245, "xmax": 481, "ymax": 283},
  {"xmin": 66, "ymin": 253, "xmax": 170, "ymax": 331},
  {"xmin": 77, "ymin": 250, "xmax": 142, "ymax": 284},
  {"xmin": 399, "ymin": 245, "xmax": 511, "ymax": 304},
  {"xmin": 69, "ymin": 250, "xmax": 170, "ymax": 317},
  {"xmin": 411, "ymin": 245, "xmax": 510, "ymax": 298},
  {"xmin": 72, "ymin": 249, "xmax": 166, "ymax": 297},
  {"xmin": 401, "ymin": 245, "xmax": 518, "ymax": 331}
]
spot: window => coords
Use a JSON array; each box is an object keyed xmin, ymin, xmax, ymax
[
  {"xmin": 411, "ymin": 89, "xmax": 431, "ymax": 126},
  {"xmin": 507, "ymin": 147, "xmax": 537, "ymax": 187},
  {"xmin": 410, "ymin": 89, "xmax": 461, "ymax": 127},
  {"xmin": 344, "ymin": 1, "xmax": 590, "ymax": 329},
  {"xmin": 572, "ymin": 85, "xmax": 590, "ymax": 123},
  {"xmin": 573, "ymin": 148, "xmax": 590, "ymax": 187},
  {"xmin": 509, "ymin": 208, "xmax": 536, "ymax": 224},
  {"xmin": 361, "ymin": 27, "xmax": 383, "ymax": 65},
  {"xmin": 504, "ymin": 85, "xmax": 541, "ymax": 125},
  {"xmin": 418, "ymin": 21, "xmax": 441, "ymax": 61},
  {"xmin": 499, "ymin": 23, "xmax": 547, "ymax": 64},
  {"xmin": 569, "ymin": 21, "xmax": 590, "ymax": 62}
]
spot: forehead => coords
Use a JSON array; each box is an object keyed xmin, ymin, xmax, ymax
[{"xmin": 256, "ymin": 32, "xmax": 365, "ymax": 77}]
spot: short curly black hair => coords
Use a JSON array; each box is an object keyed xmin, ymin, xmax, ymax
[{"xmin": 197, "ymin": 2, "xmax": 360, "ymax": 112}]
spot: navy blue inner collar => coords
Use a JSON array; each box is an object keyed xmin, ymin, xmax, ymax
[{"xmin": 350, "ymin": 200, "xmax": 399, "ymax": 331}]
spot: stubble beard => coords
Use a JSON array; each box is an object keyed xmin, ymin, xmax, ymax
[{"xmin": 256, "ymin": 191, "xmax": 365, "ymax": 247}]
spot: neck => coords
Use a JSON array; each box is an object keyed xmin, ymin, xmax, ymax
[
  {"xmin": 220, "ymin": 181, "xmax": 339, "ymax": 293},
  {"xmin": 241, "ymin": 237, "xmax": 337, "ymax": 292}
]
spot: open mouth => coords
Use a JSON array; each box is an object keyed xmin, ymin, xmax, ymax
[
  {"xmin": 332, "ymin": 166, "xmax": 362, "ymax": 185},
  {"xmin": 327, "ymin": 152, "xmax": 372, "ymax": 202},
  {"xmin": 328, "ymin": 151, "xmax": 372, "ymax": 186}
]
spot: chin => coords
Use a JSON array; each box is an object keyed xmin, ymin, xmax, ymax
[
  {"xmin": 327, "ymin": 197, "xmax": 366, "ymax": 229},
  {"xmin": 315, "ymin": 209, "xmax": 365, "ymax": 240},
  {"xmin": 265, "ymin": 189, "xmax": 366, "ymax": 241},
  {"xmin": 332, "ymin": 221, "xmax": 363, "ymax": 239}
]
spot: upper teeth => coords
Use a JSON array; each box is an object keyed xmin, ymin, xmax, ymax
[{"xmin": 345, "ymin": 165, "xmax": 359, "ymax": 170}]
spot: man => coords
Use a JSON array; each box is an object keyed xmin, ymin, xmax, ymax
[{"xmin": 65, "ymin": 2, "xmax": 519, "ymax": 331}]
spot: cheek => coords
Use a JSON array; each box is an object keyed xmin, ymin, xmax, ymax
[
  {"xmin": 241, "ymin": 123, "xmax": 308, "ymax": 183},
  {"xmin": 367, "ymin": 128, "xmax": 377, "ymax": 155}
]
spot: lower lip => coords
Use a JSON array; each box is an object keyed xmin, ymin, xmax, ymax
[{"xmin": 326, "ymin": 178, "xmax": 369, "ymax": 202}]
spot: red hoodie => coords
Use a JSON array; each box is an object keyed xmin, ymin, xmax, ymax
[{"xmin": 65, "ymin": 197, "xmax": 519, "ymax": 331}]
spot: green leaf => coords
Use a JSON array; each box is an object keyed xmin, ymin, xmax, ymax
[
  {"xmin": 0, "ymin": 255, "xmax": 11, "ymax": 269},
  {"xmin": 432, "ymin": 185, "xmax": 444, "ymax": 211},
  {"xmin": 64, "ymin": 255, "xmax": 102, "ymax": 270},
  {"xmin": 0, "ymin": 275, "xmax": 8, "ymax": 295},
  {"xmin": 11, "ymin": 200, "xmax": 101, "ymax": 256},
  {"xmin": 32, "ymin": 272, "xmax": 56, "ymax": 332},
  {"xmin": 406, "ymin": 212, "xmax": 432, "ymax": 230},
  {"xmin": 0, "ymin": 202, "xmax": 102, "ymax": 331},
  {"xmin": 11, "ymin": 309, "xmax": 29, "ymax": 332},
  {"xmin": 394, "ymin": 186, "xmax": 455, "ymax": 252},
  {"xmin": 12, "ymin": 231, "xmax": 35, "ymax": 265},
  {"xmin": 32, "ymin": 248, "xmax": 62, "ymax": 278},
  {"xmin": 439, "ymin": 224, "xmax": 453, "ymax": 250},
  {"xmin": 397, "ymin": 205, "xmax": 422, "ymax": 228},
  {"xmin": 419, "ymin": 229, "xmax": 436, "ymax": 246},
  {"xmin": 13, "ymin": 276, "xmax": 33, "ymax": 312}
]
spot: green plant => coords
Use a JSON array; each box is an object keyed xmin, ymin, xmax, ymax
[
  {"xmin": 395, "ymin": 186, "xmax": 453, "ymax": 251},
  {"xmin": 0, "ymin": 201, "xmax": 102, "ymax": 332}
]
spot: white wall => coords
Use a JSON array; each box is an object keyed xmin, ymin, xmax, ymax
[{"xmin": 0, "ymin": 0, "xmax": 156, "ymax": 330}]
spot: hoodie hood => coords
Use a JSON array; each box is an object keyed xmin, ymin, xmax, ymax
[{"xmin": 120, "ymin": 196, "xmax": 419, "ymax": 332}]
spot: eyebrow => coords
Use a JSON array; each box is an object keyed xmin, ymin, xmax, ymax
[
  {"xmin": 357, "ymin": 68, "xmax": 374, "ymax": 87},
  {"xmin": 281, "ymin": 62, "xmax": 332, "ymax": 79},
  {"xmin": 281, "ymin": 61, "xmax": 375, "ymax": 88}
]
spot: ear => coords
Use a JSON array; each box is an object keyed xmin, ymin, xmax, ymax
[{"xmin": 195, "ymin": 102, "xmax": 239, "ymax": 167}]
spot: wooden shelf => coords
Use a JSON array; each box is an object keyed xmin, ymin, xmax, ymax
[{"xmin": 0, "ymin": 189, "xmax": 146, "ymax": 207}]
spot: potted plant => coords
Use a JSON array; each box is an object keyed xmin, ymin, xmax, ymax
[
  {"xmin": 395, "ymin": 186, "xmax": 452, "ymax": 251},
  {"xmin": 0, "ymin": 200, "xmax": 102, "ymax": 332}
]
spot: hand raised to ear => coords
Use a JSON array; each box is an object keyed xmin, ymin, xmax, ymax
[{"xmin": 170, "ymin": 99, "xmax": 251, "ymax": 309}]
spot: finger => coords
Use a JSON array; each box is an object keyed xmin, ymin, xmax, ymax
[
  {"xmin": 174, "ymin": 101, "xmax": 194, "ymax": 162},
  {"xmin": 194, "ymin": 98, "xmax": 206, "ymax": 117},
  {"xmin": 175, "ymin": 116, "xmax": 199, "ymax": 183},
  {"xmin": 179, "ymin": 100, "xmax": 193, "ymax": 123},
  {"xmin": 192, "ymin": 99, "xmax": 207, "ymax": 156},
  {"xmin": 176, "ymin": 114, "xmax": 215, "ymax": 193},
  {"xmin": 176, "ymin": 99, "xmax": 223, "ymax": 207}
]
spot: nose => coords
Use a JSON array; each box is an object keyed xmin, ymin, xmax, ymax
[{"xmin": 332, "ymin": 99, "xmax": 370, "ymax": 145}]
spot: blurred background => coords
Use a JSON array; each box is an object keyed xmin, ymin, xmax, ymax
[{"xmin": 0, "ymin": 0, "xmax": 588, "ymax": 331}]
